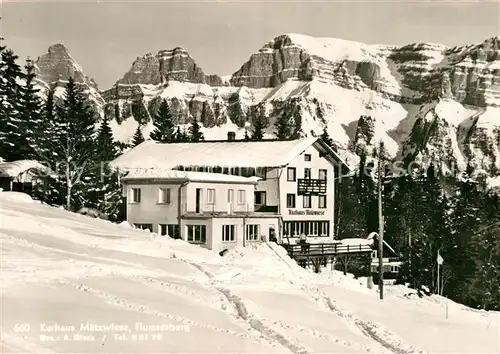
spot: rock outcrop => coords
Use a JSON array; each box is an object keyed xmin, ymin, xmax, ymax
[
  {"xmin": 34, "ymin": 43, "xmax": 105, "ymax": 113},
  {"xmin": 115, "ymin": 47, "xmax": 224, "ymax": 86},
  {"xmin": 34, "ymin": 34, "xmax": 500, "ymax": 185}
]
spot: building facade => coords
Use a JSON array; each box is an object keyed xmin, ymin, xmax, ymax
[
  {"xmin": 114, "ymin": 137, "xmax": 349, "ymax": 251},
  {"xmin": 0, "ymin": 160, "xmax": 53, "ymax": 195},
  {"xmin": 123, "ymin": 170, "xmax": 279, "ymax": 252}
]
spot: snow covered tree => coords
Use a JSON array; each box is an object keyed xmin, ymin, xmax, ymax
[
  {"xmin": 131, "ymin": 125, "xmax": 145, "ymax": 147},
  {"xmin": 96, "ymin": 115, "xmax": 118, "ymax": 162},
  {"xmin": 16, "ymin": 58, "xmax": 44, "ymax": 159},
  {"xmin": 0, "ymin": 48, "xmax": 23, "ymax": 161},
  {"xmin": 31, "ymin": 88, "xmax": 63, "ymax": 206},
  {"xmin": 445, "ymin": 165, "xmax": 500, "ymax": 309},
  {"xmin": 90, "ymin": 117, "xmax": 123, "ymax": 221},
  {"xmin": 150, "ymin": 99, "xmax": 175, "ymax": 143},
  {"xmin": 174, "ymin": 126, "xmax": 189, "ymax": 142},
  {"xmin": 188, "ymin": 118, "xmax": 204, "ymax": 142},
  {"xmin": 252, "ymin": 116, "xmax": 266, "ymax": 140},
  {"xmin": 43, "ymin": 77, "xmax": 98, "ymax": 211}
]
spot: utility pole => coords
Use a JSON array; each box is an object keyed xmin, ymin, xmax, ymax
[{"xmin": 377, "ymin": 141, "xmax": 384, "ymax": 300}]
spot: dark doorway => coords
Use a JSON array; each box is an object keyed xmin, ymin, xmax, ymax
[{"xmin": 195, "ymin": 188, "xmax": 201, "ymax": 213}]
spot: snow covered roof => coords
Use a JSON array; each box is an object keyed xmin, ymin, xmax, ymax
[
  {"xmin": 111, "ymin": 138, "xmax": 349, "ymax": 171},
  {"xmin": 122, "ymin": 169, "xmax": 260, "ymax": 184},
  {"xmin": 340, "ymin": 238, "xmax": 375, "ymax": 247},
  {"xmin": 0, "ymin": 160, "xmax": 53, "ymax": 178}
]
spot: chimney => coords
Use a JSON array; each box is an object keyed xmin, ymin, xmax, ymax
[{"xmin": 227, "ymin": 131, "xmax": 236, "ymax": 141}]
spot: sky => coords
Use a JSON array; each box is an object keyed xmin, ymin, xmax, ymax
[{"xmin": 1, "ymin": 0, "xmax": 499, "ymax": 89}]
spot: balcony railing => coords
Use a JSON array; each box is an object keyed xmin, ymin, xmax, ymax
[{"xmin": 297, "ymin": 179, "xmax": 327, "ymax": 195}]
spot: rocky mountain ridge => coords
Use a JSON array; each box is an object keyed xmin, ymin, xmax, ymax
[{"xmin": 33, "ymin": 34, "xmax": 500, "ymax": 187}]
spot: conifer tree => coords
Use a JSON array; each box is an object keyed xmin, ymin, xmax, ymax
[
  {"xmin": 188, "ymin": 118, "xmax": 204, "ymax": 142},
  {"xmin": 252, "ymin": 116, "xmax": 265, "ymax": 140},
  {"xmin": 92, "ymin": 116, "xmax": 123, "ymax": 221},
  {"xmin": 0, "ymin": 48, "xmax": 23, "ymax": 160},
  {"xmin": 96, "ymin": 115, "xmax": 118, "ymax": 162},
  {"xmin": 274, "ymin": 113, "xmax": 292, "ymax": 140},
  {"xmin": 31, "ymin": 88, "xmax": 62, "ymax": 206},
  {"xmin": 150, "ymin": 99, "xmax": 175, "ymax": 143},
  {"xmin": 34, "ymin": 88, "xmax": 57, "ymax": 158},
  {"xmin": 131, "ymin": 125, "xmax": 145, "ymax": 147},
  {"xmin": 43, "ymin": 77, "xmax": 98, "ymax": 211},
  {"xmin": 321, "ymin": 126, "xmax": 337, "ymax": 152},
  {"xmin": 16, "ymin": 58, "xmax": 44, "ymax": 159}
]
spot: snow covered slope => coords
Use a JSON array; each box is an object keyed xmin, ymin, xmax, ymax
[{"xmin": 1, "ymin": 192, "xmax": 498, "ymax": 353}]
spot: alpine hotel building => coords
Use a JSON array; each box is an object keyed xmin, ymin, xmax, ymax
[{"xmin": 111, "ymin": 136, "xmax": 349, "ymax": 253}]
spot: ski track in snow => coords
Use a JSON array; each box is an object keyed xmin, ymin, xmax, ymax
[
  {"xmin": 299, "ymin": 279, "xmax": 426, "ymax": 354},
  {"xmin": 264, "ymin": 242, "xmax": 424, "ymax": 354},
  {"xmin": 127, "ymin": 274, "xmax": 237, "ymax": 315},
  {"xmin": 217, "ymin": 287, "xmax": 310, "ymax": 354},
  {"xmin": 182, "ymin": 260, "xmax": 309, "ymax": 354},
  {"xmin": 62, "ymin": 279, "xmax": 267, "ymax": 345},
  {"xmin": 324, "ymin": 296, "xmax": 426, "ymax": 354},
  {"xmin": 183, "ymin": 258, "xmax": 394, "ymax": 354}
]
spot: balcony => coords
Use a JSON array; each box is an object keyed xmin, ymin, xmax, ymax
[
  {"xmin": 297, "ymin": 179, "xmax": 327, "ymax": 195},
  {"xmin": 254, "ymin": 204, "xmax": 278, "ymax": 213}
]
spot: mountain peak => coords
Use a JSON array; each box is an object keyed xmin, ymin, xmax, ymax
[
  {"xmin": 114, "ymin": 46, "xmax": 222, "ymax": 87},
  {"xmin": 47, "ymin": 43, "xmax": 71, "ymax": 56},
  {"xmin": 34, "ymin": 42, "xmax": 98, "ymax": 90}
]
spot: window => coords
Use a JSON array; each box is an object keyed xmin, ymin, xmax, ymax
[
  {"xmin": 158, "ymin": 188, "xmax": 171, "ymax": 204},
  {"xmin": 283, "ymin": 221, "xmax": 329, "ymax": 237},
  {"xmin": 319, "ymin": 221, "xmax": 329, "ymax": 237},
  {"xmin": 246, "ymin": 224, "xmax": 260, "ymax": 241},
  {"xmin": 287, "ymin": 167, "xmax": 296, "ymax": 181},
  {"xmin": 230, "ymin": 167, "xmax": 240, "ymax": 176},
  {"xmin": 303, "ymin": 195, "xmax": 312, "ymax": 208},
  {"xmin": 255, "ymin": 191, "xmax": 266, "ymax": 205},
  {"xmin": 318, "ymin": 195, "xmax": 327, "ymax": 209},
  {"xmin": 130, "ymin": 188, "xmax": 141, "ymax": 203},
  {"xmin": 222, "ymin": 225, "xmax": 236, "ymax": 242},
  {"xmin": 237, "ymin": 189, "xmax": 246, "ymax": 205},
  {"xmin": 309, "ymin": 221, "xmax": 318, "ymax": 236},
  {"xmin": 187, "ymin": 225, "xmax": 206, "ymax": 243},
  {"xmin": 304, "ymin": 168, "xmax": 311, "ymax": 179},
  {"xmin": 319, "ymin": 169, "xmax": 327, "ymax": 180},
  {"xmin": 134, "ymin": 223, "xmax": 152, "ymax": 232},
  {"xmin": 390, "ymin": 265, "xmax": 399, "ymax": 273},
  {"xmin": 372, "ymin": 250, "xmax": 377, "ymax": 259},
  {"xmin": 256, "ymin": 167, "xmax": 267, "ymax": 180},
  {"xmin": 286, "ymin": 194, "xmax": 296, "ymax": 208},
  {"xmin": 207, "ymin": 189, "xmax": 216, "ymax": 204},
  {"xmin": 304, "ymin": 154, "xmax": 311, "ymax": 161},
  {"xmin": 159, "ymin": 224, "xmax": 180, "ymax": 239},
  {"xmin": 227, "ymin": 189, "xmax": 234, "ymax": 203}
]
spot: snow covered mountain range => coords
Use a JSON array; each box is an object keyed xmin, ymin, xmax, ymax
[{"xmin": 33, "ymin": 34, "xmax": 500, "ymax": 184}]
